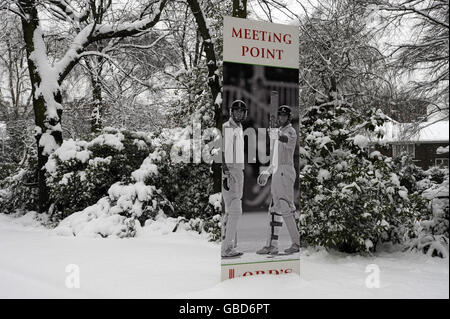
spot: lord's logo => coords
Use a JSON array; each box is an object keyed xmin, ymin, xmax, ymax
[{"xmin": 228, "ymin": 268, "xmax": 293, "ymax": 278}]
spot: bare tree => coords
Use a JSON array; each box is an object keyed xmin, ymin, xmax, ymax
[
  {"xmin": 293, "ymin": 0, "xmax": 395, "ymax": 115},
  {"xmin": 360, "ymin": 0, "xmax": 449, "ymax": 121},
  {"xmin": 184, "ymin": 0, "xmax": 226, "ymax": 193},
  {"xmin": 0, "ymin": 12, "xmax": 31, "ymax": 121},
  {"xmin": 1, "ymin": 0, "xmax": 168, "ymax": 213},
  {"xmin": 0, "ymin": 12, "xmax": 34, "ymax": 166},
  {"xmin": 233, "ymin": 0, "xmax": 247, "ymax": 17}
]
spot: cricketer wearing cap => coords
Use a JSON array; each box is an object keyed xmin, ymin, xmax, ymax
[
  {"xmin": 221, "ymin": 100, "xmax": 247, "ymax": 258},
  {"xmin": 256, "ymin": 105, "xmax": 300, "ymax": 255}
]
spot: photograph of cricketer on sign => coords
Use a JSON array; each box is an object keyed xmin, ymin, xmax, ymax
[{"xmin": 221, "ymin": 16, "xmax": 300, "ymax": 281}]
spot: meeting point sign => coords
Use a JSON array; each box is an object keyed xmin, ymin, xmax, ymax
[
  {"xmin": 223, "ymin": 16, "xmax": 299, "ymax": 68},
  {"xmin": 221, "ymin": 17, "xmax": 300, "ymax": 281}
]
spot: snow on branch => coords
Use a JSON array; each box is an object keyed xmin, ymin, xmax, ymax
[
  {"xmin": 186, "ymin": 0, "xmax": 220, "ymax": 92},
  {"xmin": 29, "ymin": 27, "xmax": 61, "ymax": 121},
  {"xmin": 54, "ymin": 23, "xmax": 97, "ymax": 83},
  {"xmin": 114, "ymin": 34, "xmax": 168, "ymax": 50},
  {"xmin": 48, "ymin": 0, "xmax": 90, "ymax": 24},
  {"xmin": 78, "ymin": 50, "xmax": 154, "ymax": 89},
  {"xmin": 54, "ymin": 0, "xmax": 168, "ymax": 83},
  {"xmin": 91, "ymin": 0, "xmax": 167, "ymax": 40},
  {"xmin": 0, "ymin": 0, "xmax": 29, "ymax": 20}
]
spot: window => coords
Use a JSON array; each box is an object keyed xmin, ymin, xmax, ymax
[
  {"xmin": 392, "ymin": 144, "xmax": 415, "ymax": 158},
  {"xmin": 435, "ymin": 158, "xmax": 449, "ymax": 167}
]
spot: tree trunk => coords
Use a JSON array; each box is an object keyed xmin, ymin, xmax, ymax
[
  {"xmin": 19, "ymin": 0, "xmax": 63, "ymax": 213},
  {"xmin": 186, "ymin": 0, "xmax": 223, "ymax": 193},
  {"xmin": 86, "ymin": 56, "xmax": 104, "ymax": 133},
  {"xmin": 233, "ymin": 0, "xmax": 247, "ymax": 18},
  {"xmin": 17, "ymin": 0, "xmax": 169, "ymax": 213},
  {"xmin": 91, "ymin": 80, "xmax": 103, "ymax": 133}
]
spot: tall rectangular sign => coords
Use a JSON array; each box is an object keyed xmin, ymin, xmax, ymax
[{"xmin": 221, "ymin": 16, "xmax": 300, "ymax": 280}]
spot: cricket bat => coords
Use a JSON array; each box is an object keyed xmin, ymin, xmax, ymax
[{"xmin": 268, "ymin": 91, "xmax": 278, "ymax": 168}]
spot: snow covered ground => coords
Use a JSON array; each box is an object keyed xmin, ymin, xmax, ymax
[{"xmin": 0, "ymin": 213, "xmax": 448, "ymax": 299}]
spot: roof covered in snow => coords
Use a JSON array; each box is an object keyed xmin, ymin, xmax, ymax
[{"xmin": 379, "ymin": 120, "xmax": 449, "ymax": 144}]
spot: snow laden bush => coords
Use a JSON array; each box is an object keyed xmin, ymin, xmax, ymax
[
  {"xmin": 299, "ymin": 100, "xmax": 426, "ymax": 253},
  {"xmin": 392, "ymin": 155, "xmax": 428, "ymax": 194},
  {"xmin": 172, "ymin": 193, "xmax": 221, "ymax": 242},
  {"xmin": 391, "ymin": 157, "xmax": 449, "ymax": 257},
  {"xmin": 151, "ymin": 128, "xmax": 216, "ymax": 218},
  {"xmin": 205, "ymin": 193, "xmax": 222, "ymax": 241},
  {"xmin": 55, "ymin": 148, "xmax": 172, "ymax": 238},
  {"xmin": 0, "ymin": 162, "xmax": 17, "ymax": 181},
  {"xmin": 54, "ymin": 126, "xmax": 221, "ymax": 239},
  {"xmin": 407, "ymin": 167, "xmax": 449, "ymax": 258},
  {"xmin": 145, "ymin": 127, "xmax": 221, "ymax": 240},
  {"xmin": 45, "ymin": 128, "xmax": 153, "ymax": 220},
  {"xmin": 169, "ymin": 68, "xmax": 216, "ymax": 127},
  {"xmin": 0, "ymin": 149, "xmax": 38, "ymax": 214}
]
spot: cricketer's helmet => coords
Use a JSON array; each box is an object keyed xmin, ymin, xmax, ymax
[
  {"xmin": 231, "ymin": 99, "xmax": 248, "ymax": 111},
  {"xmin": 230, "ymin": 99, "xmax": 248, "ymax": 122},
  {"xmin": 277, "ymin": 105, "xmax": 292, "ymax": 116}
]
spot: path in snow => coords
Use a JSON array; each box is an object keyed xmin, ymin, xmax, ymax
[{"xmin": 0, "ymin": 213, "xmax": 448, "ymax": 298}]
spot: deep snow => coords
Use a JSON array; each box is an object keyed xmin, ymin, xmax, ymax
[{"xmin": 0, "ymin": 213, "xmax": 448, "ymax": 299}]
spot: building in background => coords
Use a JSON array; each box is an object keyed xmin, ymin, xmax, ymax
[{"xmin": 377, "ymin": 119, "xmax": 449, "ymax": 169}]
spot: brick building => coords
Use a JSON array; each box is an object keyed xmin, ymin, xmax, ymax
[{"xmin": 376, "ymin": 120, "xmax": 449, "ymax": 169}]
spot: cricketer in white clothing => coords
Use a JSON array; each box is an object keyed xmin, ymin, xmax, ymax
[
  {"xmin": 222, "ymin": 100, "xmax": 247, "ymax": 258},
  {"xmin": 256, "ymin": 105, "xmax": 300, "ymax": 255}
]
